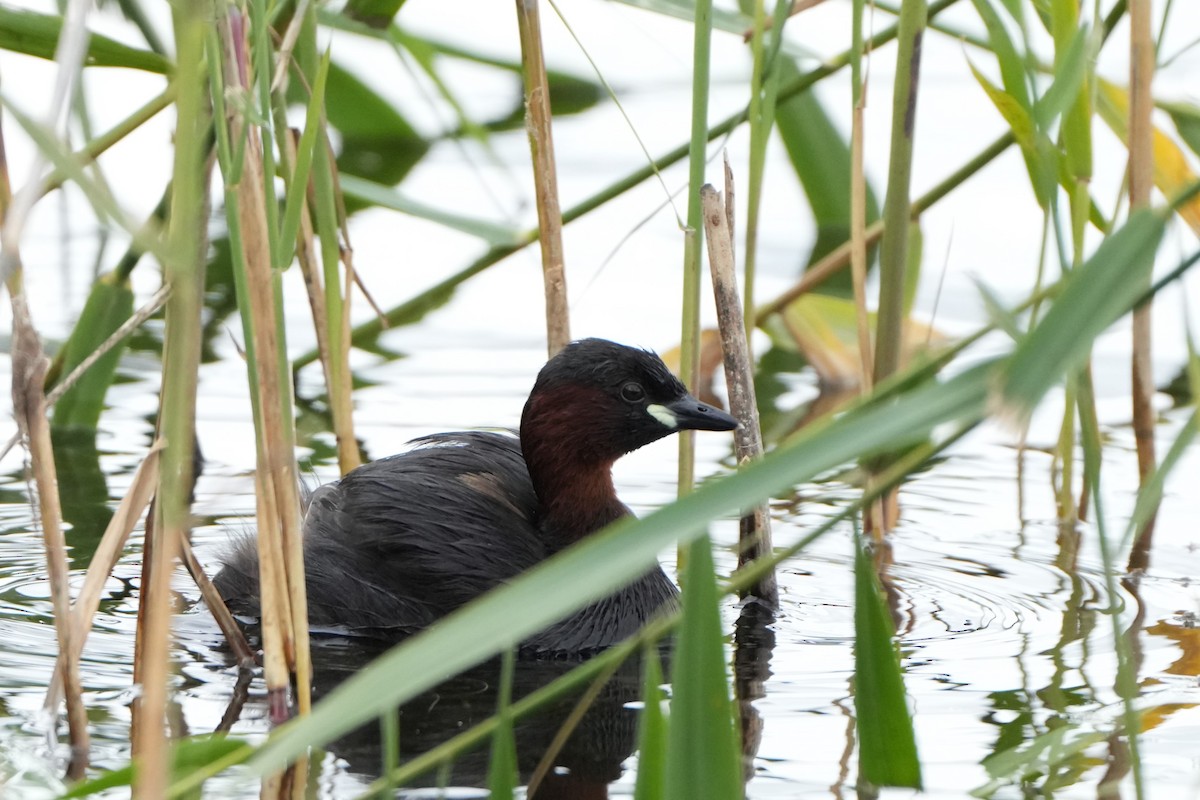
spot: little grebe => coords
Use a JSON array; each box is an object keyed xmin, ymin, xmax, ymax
[{"xmin": 213, "ymin": 338, "xmax": 737, "ymax": 654}]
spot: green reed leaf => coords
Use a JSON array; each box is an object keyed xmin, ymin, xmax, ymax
[
  {"xmin": 970, "ymin": 0, "xmax": 1031, "ymax": 112},
  {"xmin": 1052, "ymin": 0, "xmax": 1092, "ymax": 181},
  {"xmin": 487, "ymin": 649, "xmax": 519, "ymax": 800},
  {"xmin": 1033, "ymin": 24, "xmax": 1089, "ymax": 129},
  {"xmin": 853, "ymin": 535, "xmax": 922, "ymax": 789},
  {"xmin": 0, "ymin": 6, "xmax": 170, "ymax": 73},
  {"xmin": 1161, "ymin": 99, "xmax": 1200, "ymax": 159},
  {"xmin": 277, "ymin": 49, "xmax": 331, "ymax": 271},
  {"xmin": 993, "ymin": 207, "xmax": 1166, "ymax": 425},
  {"xmin": 49, "ymin": 272, "xmax": 134, "ymax": 431},
  {"xmin": 342, "ymin": 0, "xmax": 408, "ymax": 29},
  {"xmin": 634, "ymin": 647, "xmax": 668, "ymax": 800},
  {"xmin": 63, "ymin": 736, "xmax": 249, "ymax": 798},
  {"xmin": 966, "ymin": 58, "xmax": 1055, "ymax": 208},
  {"xmin": 665, "ymin": 536, "xmax": 742, "ymax": 799},
  {"xmin": 338, "ymin": 175, "xmax": 522, "ymax": 245}
]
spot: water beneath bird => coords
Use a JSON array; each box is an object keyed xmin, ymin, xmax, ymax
[{"xmin": 1, "ymin": 336, "xmax": 1198, "ymax": 798}]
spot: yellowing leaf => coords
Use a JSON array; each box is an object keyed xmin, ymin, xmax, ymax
[
  {"xmin": 779, "ymin": 294, "xmax": 942, "ymax": 389},
  {"xmin": 1098, "ymin": 79, "xmax": 1200, "ymax": 235}
]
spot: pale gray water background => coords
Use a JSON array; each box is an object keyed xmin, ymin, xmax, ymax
[{"xmin": 1, "ymin": 0, "xmax": 1199, "ymax": 797}]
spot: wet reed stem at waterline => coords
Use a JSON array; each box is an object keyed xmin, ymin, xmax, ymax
[
  {"xmin": 701, "ymin": 179, "xmax": 777, "ymax": 608},
  {"xmin": 132, "ymin": 5, "xmax": 208, "ymax": 797},
  {"xmin": 208, "ymin": 4, "xmax": 311, "ymax": 721}
]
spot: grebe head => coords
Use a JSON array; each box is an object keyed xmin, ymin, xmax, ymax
[{"xmin": 521, "ymin": 338, "xmax": 738, "ymax": 467}]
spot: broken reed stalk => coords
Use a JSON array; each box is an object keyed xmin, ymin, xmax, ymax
[
  {"xmin": 700, "ymin": 182, "xmax": 778, "ymax": 608},
  {"xmin": 0, "ymin": 85, "xmax": 90, "ymax": 782},
  {"xmin": 868, "ymin": 0, "xmax": 926, "ymax": 536},
  {"xmin": 1127, "ymin": 0, "xmax": 1157, "ymax": 571},
  {"xmin": 133, "ymin": 7, "xmax": 208, "ymax": 796},
  {"xmin": 180, "ymin": 536, "xmax": 257, "ymax": 668},
  {"xmin": 515, "ymin": 0, "xmax": 571, "ymax": 356},
  {"xmin": 212, "ymin": 10, "xmax": 311, "ymax": 719},
  {"xmin": 9, "ymin": 290, "xmax": 90, "ymax": 779}
]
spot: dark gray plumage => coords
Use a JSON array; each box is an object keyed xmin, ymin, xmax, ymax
[{"xmin": 212, "ymin": 339, "xmax": 737, "ymax": 655}]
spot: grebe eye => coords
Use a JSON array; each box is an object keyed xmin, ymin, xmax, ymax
[{"xmin": 620, "ymin": 382, "xmax": 645, "ymax": 403}]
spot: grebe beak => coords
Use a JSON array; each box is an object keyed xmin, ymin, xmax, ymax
[{"xmin": 649, "ymin": 394, "xmax": 739, "ymax": 432}]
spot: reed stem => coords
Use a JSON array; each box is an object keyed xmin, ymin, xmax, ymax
[
  {"xmin": 740, "ymin": 0, "xmax": 792, "ymax": 324},
  {"xmin": 849, "ymin": 0, "xmax": 873, "ymax": 390},
  {"xmin": 701, "ymin": 182, "xmax": 777, "ymax": 607},
  {"xmin": 678, "ymin": 0, "xmax": 714, "ymax": 512},
  {"xmin": 1127, "ymin": 0, "xmax": 1157, "ymax": 570},
  {"xmin": 865, "ymin": 0, "xmax": 926, "ymax": 535},
  {"xmin": 516, "ymin": 0, "xmax": 571, "ymax": 355},
  {"xmin": 872, "ymin": 0, "xmax": 926, "ymax": 386},
  {"xmin": 133, "ymin": 5, "xmax": 208, "ymax": 795},
  {"xmin": 211, "ymin": 6, "xmax": 311, "ymax": 719}
]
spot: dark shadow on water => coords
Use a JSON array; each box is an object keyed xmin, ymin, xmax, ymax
[
  {"xmin": 218, "ymin": 632, "xmax": 651, "ymax": 798},
  {"xmin": 734, "ymin": 598, "xmax": 776, "ymax": 792}
]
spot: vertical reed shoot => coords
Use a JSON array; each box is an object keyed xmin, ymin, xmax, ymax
[
  {"xmin": 1127, "ymin": 0, "xmax": 1157, "ymax": 568},
  {"xmin": 677, "ymin": 0, "xmax": 714, "ymax": 520},
  {"xmin": 134, "ymin": 4, "xmax": 208, "ymax": 795}
]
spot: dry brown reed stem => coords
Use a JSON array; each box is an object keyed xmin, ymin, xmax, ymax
[
  {"xmin": 1127, "ymin": 0, "xmax": 1157, "ymax": 571},
  {"xmin": 179, "ymin": 537, "xmax": 257, "ymax": 669},
  {"xmin": 701, "ymin": 183, "xmax": 778, "ymax": 608},
  {"xmin": 0, "ymin": 111, "xmax": 90, "ymax": 779},
  {"xmin": 245, "ymin": 140, "xmax": 309, "ymax": 714},
  {"xmin": 219, "ymin": 13, "xmax": 311, "ymax": 718},
  {"xmin": 10, "ymin": 295, "xmax": 91, "ymax": 778},
  {"xmin": 130, "ymin": 500, "xmax": 153, "ymax": 774},
  {"xmin": 723, "ymin": 152, "xmax": 736, "ymax": 263},
  {"xmin": 45, "ymin": 442, "xmax": 164, "ymax": 710},
  {"xmin": 516, "ymin": 0, "xmax": 571, "ymax": 356}
]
